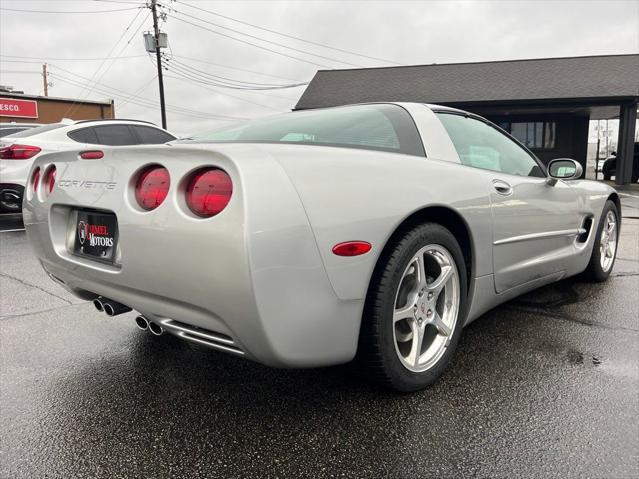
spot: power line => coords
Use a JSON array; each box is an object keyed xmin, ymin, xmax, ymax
[
  {"xmin": 93, "ymin": 0, "xmax": 144, "ymax": 4},
  {"xmin": 164, "ymin": 74, "xmax": 286, "ymax": 112},
  {"xmin": 166, "ymin": 56, "xmax": 296, "ymax": 87},
  {"xmin": 0, "ymin": 6, "xmax": 141, "ymax": 14},
  {"xmin": 0, "ymin": 70, "xmax": 41, "ymax": 74},
  {"xmin": 169, "ymin": 54, "xmax": 303, "ymax": 82},
  {"xmin": 118, "ymin": 75, "xmax": 157, "ymax": 110},
  {"xmin": 0, "ymin": 54, "xmax": 147, "ymax": 62},
  {"xmin": 69, "ymin": 8, "xmax": 152, "ymax": 112},
  {"xmin": 0, "ymin": 52, "xmax": 305, "ymax": 86},
  {"xmin": 50, "ymin": 73, "xmax": 242, "ymax": 121},
  {"xmin": 169, "ymin": 8, "xmax": 363, "ymax": 68},
  {"xmin": 168, "ymin": 15, "xmax": 333, "ymax": 69},
  {"xmin": 49, "ymin": 65, "xmax": 250, "ymax": 120},
  {"xmin": 147, "ymin": 54, "xmax": 288, "ymax": 111},
  {"xmin": 52, "ymin": 70, "xmax": 219, "ymax": 117},
  {"xmin": 174, "ymin": 0, "xmax": 402, "ymax": 66},
  {"xmin": 164, "ymin": 56, "xmax": 309, "ymax": 90},
  {"xmin": 157, "ymin": 56, "xmax": 300, "ymax": 102},
  {"xmin": 92, "ymin": 0, "xmax": 146, "ymax": 5},
  {"xmin": 63, "ymin": 7, "xmax": 145, "ymax": 116}
]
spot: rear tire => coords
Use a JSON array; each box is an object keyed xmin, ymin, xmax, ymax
[
  {"xmin": 582, "ymin": 200, "xmax": 619, "ymax": 282},
  {"xmin": 359, "ymin": 223, "xmax": 467, "ymax": 392}
]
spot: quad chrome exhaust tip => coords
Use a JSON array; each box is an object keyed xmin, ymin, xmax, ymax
[
  {"xmin": 135, "ymin": 316, "xmax": 163, "ymax": 336},
  {"xmin": 93, "ymin": 297, "xmax": 132, "ymax": 316},
  {"xmin": 93, "ymin": 298, "xmax": 104, "ymax": 312},
  {"xmin": 135, "ymin": 316, "xmax": 149, "ymax": 331},
  {"xmin": 148, "ymin": 321, "xmax": 164, "ymax": 336}
]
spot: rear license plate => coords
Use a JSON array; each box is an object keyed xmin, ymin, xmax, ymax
[{"xmin": 73, "ymin": 210, "xmax": 118, "ymax": 263}]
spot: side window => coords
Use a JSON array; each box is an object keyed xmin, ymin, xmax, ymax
[
  {"xmin": 132, "ymin": 126, "xmax": 175, "ymax": 144},
  {"xmin": 68, "ymin": 127, "xmax": 99, "ymax": 144},
  {"xmin": 93, "ymin": 125, "xmax": 136, "ymax": 146},
  {"xmin": 436, "ymin": 113, "xmax": 545, "ymax": 177}
]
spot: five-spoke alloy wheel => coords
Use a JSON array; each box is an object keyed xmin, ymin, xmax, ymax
[
  {"xmin": 599, "ymin": 210, "xmax": 617, "ymax": 273},
  {"xmin": 360, "ymin": 222, "xmax": 467, "ymax": 392},
  {"xmin": 584, "ymin": 200, "xmax": 620, "ymax": 282},
  {"xmin": 392, "ymin": 245, "xmax": 460, "ymax": 373}
]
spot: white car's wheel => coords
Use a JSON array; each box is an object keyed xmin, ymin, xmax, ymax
[
  {"xmin": 360, "ymin": 223, "xmax": 468, "ymax": 392},
  {"xmin": 583, "ymin": 200, "xmax": 620, "ymax": 282}
]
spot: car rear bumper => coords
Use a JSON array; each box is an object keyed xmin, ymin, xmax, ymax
[{"xmin": 23, "ymin": 145, "xmax": 364, "ymax": 368}]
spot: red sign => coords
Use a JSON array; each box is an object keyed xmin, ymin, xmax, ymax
[{"xmin": 0, "ymin": 98, "xmax": 38, "ymax": 118}]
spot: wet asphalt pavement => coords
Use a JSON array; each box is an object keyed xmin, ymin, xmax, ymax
[{"xmin": 1, "ymin": 197, "xmax": 638, "ymax": 479}]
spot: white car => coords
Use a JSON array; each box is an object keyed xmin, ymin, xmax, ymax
[{"xmin": 0, "ymin": 119, "xmax": 175, "ymax": 212}]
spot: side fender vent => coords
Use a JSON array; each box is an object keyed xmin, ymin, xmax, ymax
[{"xmin": 577, "ymin": 217, "xmax": 593, "ymax": 243}]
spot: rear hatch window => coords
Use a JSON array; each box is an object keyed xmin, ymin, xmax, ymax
[
  {"xmin": 182, "ymin": 104, "xmax": 425, "ymax": 157},
  {"xmin": 3, "ymin": 123, "xmax": 64, "ymax": 138}
]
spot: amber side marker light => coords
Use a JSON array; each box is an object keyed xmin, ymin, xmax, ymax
[{"xmin": 332, "ymin": 241, "xmax": 372, "ymax": 257}]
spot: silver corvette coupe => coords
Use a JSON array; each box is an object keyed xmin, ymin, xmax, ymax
[{"xmin": 24, "ymin": 103, "xmax": 620, "ymax": 391}]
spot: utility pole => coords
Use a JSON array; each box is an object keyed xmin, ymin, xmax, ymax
[
  {"xmin": 42, "ymin": 64, "xmax": 48, "ymax": 97},
  {"xmin": 151, "ymin": 0, "xmax": 167, "ymax": 129}
]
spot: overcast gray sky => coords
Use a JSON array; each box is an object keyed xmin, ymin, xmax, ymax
[{"xmin": 1, "ymin": 0, "xmax": 637, "ymax": 135}]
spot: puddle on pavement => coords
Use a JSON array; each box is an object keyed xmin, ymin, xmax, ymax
[
  {"xmin": 565, "ymin": 349, "xmax": 638, "ymax": 380},
  {"xmin": 567, "ymin": 350, "xmax": 603, "ymax": 367},
  {"xmin": 512, "ymin": 281, "xmax": 582, "ymax": 311}
]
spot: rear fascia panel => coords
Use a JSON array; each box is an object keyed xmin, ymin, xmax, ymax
[{"xmin": 23, "ymin": 144, "xmax": 361, "ymax": 367}]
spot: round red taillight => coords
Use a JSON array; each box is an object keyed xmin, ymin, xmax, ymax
[
  {"xmin": 32, "ymin": 167, "xmax": 40, "ymax": 193},
  {"xmin": 135, "ymin": 166, "xmax": 170, "ymax": 211},
  {"xmin": 44, "ymin": 166, "xmax": 56, "ymax": 195},
  {"xmin": 185, "ymin": 168, "xmax": 233, "ymax": 218}
]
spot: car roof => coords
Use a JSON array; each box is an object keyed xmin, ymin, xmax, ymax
[
  {"xmin": 292, "ymin": 101, "xmax": 470, "ymax": 116},
  {"xmin": 71, "ymin": 118, "xmax": 158, "ymax": 127}
]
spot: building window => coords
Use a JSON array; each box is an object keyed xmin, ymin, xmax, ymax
[{"xmin": 499, "ymin": 121, "xmax": 556, "ymax": 150}]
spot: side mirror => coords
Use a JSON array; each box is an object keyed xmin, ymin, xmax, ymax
[{"xmin": 546, "ymin": 159, "xmax": 583, "ymax": 185}]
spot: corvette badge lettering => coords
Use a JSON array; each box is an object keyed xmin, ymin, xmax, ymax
[{"xmin": 58, "ymin": 179, "xmax": 117, "ymax": 190}]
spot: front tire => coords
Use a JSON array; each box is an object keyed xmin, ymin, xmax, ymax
[
  {"xmin": 360, "ymin": 223, "xmax": 467, "ymax": 392},
  {"xmin": 583, "ymin": 200, "xmax": 619, "ymax": 282}
]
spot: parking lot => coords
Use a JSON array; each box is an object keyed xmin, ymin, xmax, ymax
[{"xmin": 0, "ymin": 196, "xmax": 637, "ymax": 478}]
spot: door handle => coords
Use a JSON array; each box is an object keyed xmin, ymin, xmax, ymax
[{"xmin": 492, "ymin": 179, "xmax": 513, "ymax": 196}]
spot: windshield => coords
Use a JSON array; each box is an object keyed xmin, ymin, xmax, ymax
[
  {"xmin": 184, "ymin": 104, "xmax": 425, "ymax": 157},
  {"xmin": 3, "ymin": 123, "xmax": 64, "ymax": 138}
]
